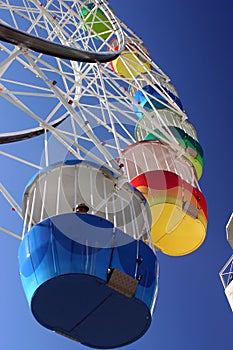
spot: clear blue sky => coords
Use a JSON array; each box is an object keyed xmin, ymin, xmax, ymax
[{"xmin": 1, "ymin": 0, "xmax": 233, "ymax": 349}]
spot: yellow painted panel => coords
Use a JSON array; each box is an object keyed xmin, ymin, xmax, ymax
[
  {"xmin": 150, "ymin": 203, "xmax": 206, "ymax": 256},
  {"xmin": 135, "ymin": 184, "xmax": 207, "ymax": 222},
  {"xmin": 112, "ymin": 52, "xmax": 151, "ymax": 79}
]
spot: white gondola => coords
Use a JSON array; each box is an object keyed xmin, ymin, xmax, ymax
[{"xmin": 22, "ymin": 160, "xmax": 152, "ymax": 245}]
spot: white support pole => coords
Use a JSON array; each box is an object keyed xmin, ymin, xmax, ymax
[
  {"xmin": 0, "ymin": 47, "xmax": 21, "ymax": 77},
  {"xmin": 25, "ymin": 52, "xmax": 122, "ymax": 174},
  {"xmin": 0, "ymin": 183, "xmax": 23, "ymax": 219},
  {"xmin": 0, "ymin": 82, "xmax": 121, "ymax": 176},
  {"xmin": 0, "ymin": 225, "xmax": 22, "ymax": 240},
  {"xmin": 0, "ymin": 150, "xmax": 42, "ymax": 169}
]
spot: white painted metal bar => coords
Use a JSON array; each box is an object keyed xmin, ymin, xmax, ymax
[
  {"xmin": 40, "ymin": 179, "xmax": 47, "ymax": 222},
  {"xmin": 0, "ymin": 47, "xmax": 21, "ymax": 77},
  {"xmin": 97, "ymin": 62, "xmax": 125, "ymax": 164},
  {"xmin": 152, "ymin": 144, "xmax": 160, "ymax": 170},
  {"xmin": 28, "ymin": 187, "xmax": 37, "ymax": 231},
  {"xmin": 44, "ymin": 130, "xmax": 49, "ymax": 167},
  {"xmin": 96, "ymin": 66, "xmax": 185, "ymax": 152},
  {"xmin": 123, "ymin": 156, "xmax": 131, "ymax": 181},
  {"xmin": 131, "ymin": 201, "xmax": 140, "ymax": 240},
  {"xmin": 25, "ymin": 52, "xmax": 121, "ymax": 173},
  {"xmin": 56, "ymin": 167, "xmax": 62, "ymax": 215},
  {"xmin": 120, "ymin": 197, "xmax": 127, "ymax": 233},
  {"xmin": 161, "ymin": 145, "xmax": 170, "ymax": 170},
  {"xmin": 111, "ymin": 193, "xmax": 117, "ymax": 228},
  {"xmin": 132, "ymin": 152, "xmax": 139, "ymax": 177},
  {"xmin": 74, "ymin": 166, "xmax": 77, "ymax": 210},
  {"xmin": 103, "ymin": 178, "xmax": 109, "ymax": 220},
  {"xmin": 78, "ymin": 102, "xmax": 135, "ymax": 148},
  {"xmin": 0, "ymin": 150, "xmax": 42, "ymax": 169},
  {"xmin": 22, "ymin": 197, "xmax": 30, "ymax": 239},
  {"xmin": 128, "ymin": 202, "xmax": 137, "ymax": 240},
  {"xmin": 141, "ymin": 146, "xmax": 150, "ymax": 172},
  {"xmin": 0, "ymin": 82, "xmax": 121, "ymax": 176},
  {"xmin": 0, "ymin": 183, "xmax": 23, "ymax": 219},
  {"xmin": 0, "ymin": 225, "xmax": 22, "ymax": 240},
  {"xmin": 219, "ymin": 256, "xmax": 233, "ymax": 288},
  {"xmin": 90, "ymin": 170, "xmax": 94, "ymax": 214}
]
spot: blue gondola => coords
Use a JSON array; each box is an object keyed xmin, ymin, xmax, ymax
[{"xmin": 18, "ymin": 160, "xmax": 159, "ymax": 348}]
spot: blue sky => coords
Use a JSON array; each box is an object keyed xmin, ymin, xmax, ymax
[{"xmin": 1, "ymin": 0, "xmax": 233, "ymax": 349}]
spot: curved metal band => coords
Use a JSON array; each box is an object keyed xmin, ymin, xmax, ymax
[
  {"xmin": 0, "ymin": 23, "xmax": 122, "ymax": 63},
  {"xmin": 0, "ymin": 115, "xmax": 67, "ymax": 144}
]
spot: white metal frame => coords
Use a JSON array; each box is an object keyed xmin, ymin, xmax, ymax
[
  {"xmin": 0, "ymin": 0, "xmax": 201, "ymax": 240},
  {"xmin": 219, "ymin": 255, "xmax": 233, "ymax": 289}
]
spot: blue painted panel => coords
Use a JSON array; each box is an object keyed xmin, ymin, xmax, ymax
[
  {"xmin": 19, "ymin": 213, "xmax": 158, "ymax": 313},
  {"xmin": 50, "ymin": 213, "xmax": 134, "ymax": 248},
  {"xmin": 110, "ymin": 240, "xmax": 158, "ymax": 311},
  {"xmin": 19, "ymin": 222, "xmax": 51, "ymax": 277},
  {"xmin": 70, "ymin": 280, "xmax": 151, "ymax": 348},
  {"xmin": 135, "ymin": 241, "xmax": 158, "ymax": 311},
  {"xmin": 134, "ymin": 85, "xmax": 167, "ymax": 110},
  {"xmin": 19, "ymin": 213, "xmax": 158, "ymax": 347},
  {"xmin": 31, "ymin": 274, "xmax": 152, "ymax": 349},
  {"xmin": 19, "ymin": 214, "xmax": 116, "ymax": 303},
  {"xmin": 133, "ymin": 84, "xmax": 183, "ymax": 113},
  {"xmin": 31, "ymin": 274, "xmax": 112, "ymax": 333}
]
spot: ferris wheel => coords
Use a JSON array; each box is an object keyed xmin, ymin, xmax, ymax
[{"xmin": 0, "ymin": 0, "xmax": 208, "ymax": 348}]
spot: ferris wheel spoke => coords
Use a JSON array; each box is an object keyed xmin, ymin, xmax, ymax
[
  {"xmin": 0, "ymin": 77, "xmax": 55, "ymax": 95},
  {"xmin": 91, "ymin": 66, "xmax": 182, "ymax": 150},
  {"xmin": 1, "ymin": 81, "xmax": 120, "ymax": 173},
  {"xmin": 118, "ymin": 18, "xmax": 170, "ymax": 80},
  {"xmin": 96, "ymin": 63, "xmax": 123, "ymax": 160},
  {"xmin": 76, "ymin": 102, "xmax": 134, "ymax": 148},
  {"xmin": 55, "ymin": 127, "xmax": 122, "ymax": 174},
  {"xmin": 0, "ymin": 47, "xmax": 21, "ymax": 77},
  {"xmin": 0, "ymin": 47, "xmax": 183, "ymax": 157},
  {"xmin": 69, "ymin": 115, "xmax": 82, "ymax": 159},
  {"xmin": 1, "ymin": 2, "xmax": 42, "ymax": 32},
  {"xmin": 56, "ymin": 58, "xmax": 76, "ymax": 97},
  {"xmin": 0, "ymin": 150, "xmax": 42, "ymax": 169},
  {"xmin": 24, "ymin": 51, "xmax": 121, "ymax": 171},
  {"xmin": 0, "ymin": 225, "xmax": 22, "ymax": 240},
  {"xmin": 0, "ymin": 1, "xmax": 209, "ymax": 347},
  {"xmin": 30, "ymin": 0, "xmax": 84, "ymax": 45},
  {"xmin": 27, "ymin": 51, "xmax": 81, "ymax": 90},
  {"xmin": 0, "ymin": 182, "xmax": 23, "ymax": 219},
  {"xmin": 0, "ymin": 0, "xmax": 126, "ymax": 64}
]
